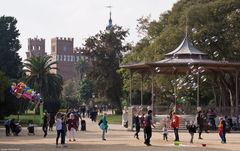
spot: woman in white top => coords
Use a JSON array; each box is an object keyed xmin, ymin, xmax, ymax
[{"xmin": 56, "ymin": 112, "xmax": 66, "ymax": 148}]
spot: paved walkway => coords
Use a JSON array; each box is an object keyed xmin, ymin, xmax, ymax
[{"xmin": 0, "ymin": 118, "xmax": 239, "ymax": 151}]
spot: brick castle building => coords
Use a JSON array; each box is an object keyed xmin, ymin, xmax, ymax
[
  {"xmin": 26, "ymin": 38, "xmax": 47, "ymax": 58},
  {"xmin": 26, "ymin": 37, "xmax": 87, "ymax": 81}
]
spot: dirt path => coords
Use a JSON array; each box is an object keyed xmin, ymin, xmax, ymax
[{"xmin": 0, "ymin": 118, "xmax": 239, "ymax": 151}]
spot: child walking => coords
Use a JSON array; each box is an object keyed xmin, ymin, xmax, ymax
[
  {"xmin": 186, "ymin": 121, "xmax": 197, "ymax": 144},
  {"xmin": 162, "ymin": 124, "xmax": 168, "ymax": 141}
]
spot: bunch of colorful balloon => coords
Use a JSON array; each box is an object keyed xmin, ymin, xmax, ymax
[{"xmin": 10, "ymin": 82, "xmax": 42, "ymax": 105}]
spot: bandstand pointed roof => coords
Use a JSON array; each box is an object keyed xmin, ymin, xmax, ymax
[
  {"xmin": 121, "ymin": 36, "xmax": 240, "ymax": 74},
  {"xmin": 165, "ymin": 36, "xmax": 207, "ymax": 58}
]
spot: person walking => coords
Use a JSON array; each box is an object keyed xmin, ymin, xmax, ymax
[
  {"xmin": 218, "ymin": 117, "xmax": 227, "ymax": 144},
  {"xmin": 99, "ymin": 113, "xmax": 108, "ymax": 141},
  {"xmin": 67, "ymin": 113, "xmax": 78, "ymax": 141},
  {"xmin": 4, "ymin": 119, "xmax": 11, "ymax": 136},
  {"xmin": 162, "ymin": 124, "xmax": 168, "ymax": 141},
  {"xmin": 61, "ymin": 114, "xmax": 67, "ymax": 147},
  {"xmin": 49, "ymin": 112, "xmax": 55, "ymax": 131},
  {"xmin": 42, "ymin": 110, "xmax": 49, "ymax": 138},
  {"xmin": 186, "ymin": 121, "xmax": 197, "ymax": 144},
  {"xmin": 144, "ymin": 110, "xmax": 155, "ymax": 146},
  {"xmin": 197, "ymin": 111, "xmax": 204, "ymax": 139},
  {"xmin": 56, "ymin": 112, "xmax": 66, "ymax": 148},
  {"xmin": 133, "ymin": 113, "xmax": 140, "ymax": 139},
  {"xmin": 170, "ymin": 111, "xmax": 180, "ymax": 141}
]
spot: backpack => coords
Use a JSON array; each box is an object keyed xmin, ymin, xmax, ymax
[{"xmin": 98, "ymin": 119, "xmax": 103, "ymax": 126}]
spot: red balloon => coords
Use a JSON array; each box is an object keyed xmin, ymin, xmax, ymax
[{"xmin": 22, "ymin": 93, "xmax": 32, "ymax": 101}]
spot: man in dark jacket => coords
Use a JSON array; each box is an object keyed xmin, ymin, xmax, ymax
[
  {"xmin": 4, "ymin": 119, "xmax": 11, "ymax": 136},
  {"xmin": 133, "ymin": 113, "xmax": 140, "ymax": 139},
  {"xmin": 144, "ymin": 110, "xmax": 155, "ymax": 146},
  {"xmin": 197, "ymin": 111, "xmax": 204, "ymax": 139},
  {"xmin": 221, "ymin": 117, "xmax": 227, "ymax": 143},
  {"xmin": 42, "ymin": 110, "xmax": 49, "ymax": 138}
]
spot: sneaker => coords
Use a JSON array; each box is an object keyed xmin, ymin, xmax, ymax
[
  {"xmin": 73, "ymin": 139, "xmax": 76, "ymax": 141},
  {"xmin": 146, "ymin": 143, "xmax": 152, "ymax": 146},
  {"xmin": 69, "ymin": 139, "xmax": 72, "ymax": 141},
  {"xmin": 102, "ymin": 139, "xmax": 106, "ymax": 141},
  {"xmin": 61, "ymin": 144, "xmax": 68, "ymax": 148}
]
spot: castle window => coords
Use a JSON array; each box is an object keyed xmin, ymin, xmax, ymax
[
  {"xmin": 60, "ymin": 55, "xmax": 62, "ymax": 61},
  {"xmin": 71, "ymin": 56, "xmax": 74, "ymax": 62},
  {"xmin": 56, "ymin": 55, "xmax": 59, "ymax": 61},
  {"xmin": 64, "ymin": 55, "xmax": 66, "ymax": 61},
  {"xmin": 76, "ymin": 56, "xmax": 80, "ymax": 62},
  {"xmin": 64, "ymin": 46, "xmax": 67, "ymax": 52},
  {"xmin": 68, "ymin": 55, "xmax": 71, "ymax": 61}
]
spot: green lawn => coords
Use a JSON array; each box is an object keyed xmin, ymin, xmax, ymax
[
  {"xmin": 5, "ymin": 114, "xmax": 42, "ymax": 126},
  {"xmin": 4, "ymin": 113, "xmax": 122, "ymax": 126},
  {"xmin": 97, "ymin": 114, "xmax": 122, "ymax": 124}
]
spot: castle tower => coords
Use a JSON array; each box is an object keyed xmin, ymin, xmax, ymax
[
  {"xmin": 26, "ymin": 37, "xmax": 46, "ymax": 59},
  {"xmin": 50, "ymin": 37, "xmax": 82, "ymax": 81}
]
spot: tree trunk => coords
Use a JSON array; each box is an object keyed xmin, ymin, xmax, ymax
[{"xmin": 227, "ymin": 88, "xmax": 234, "ymax": 117}]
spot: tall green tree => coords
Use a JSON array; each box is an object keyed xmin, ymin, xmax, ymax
[
  {"xmin": 24, "ymin": 56, "xmax": 63, "ymax": 113},
  {"xmin": 78, "ymin": 79, "xmax": 94, "ymax": 104},
  {"xmin": 0, "ymin": 16, "xmax": 22, "ymax": 79},
  {"xmin": 75, "ymin": 58, "xmax": 89, "ymax": 81},
  {"xmin": 0, "ymin": 16, "xmax": 24, "ymax": 118},
  {"xmin": 62, "ymin": 80, "xmax": 78, "ymax": 108},
  {"xmin": 84, "ymin": 25, "xmax": 130, "ymax": 112},
  {"xmin": 122, "ymin": 0, "xmax": 240, "ymax": 111}
]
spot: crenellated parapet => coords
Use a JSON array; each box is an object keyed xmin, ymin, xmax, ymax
[{"xmin": 55, "ymin": 37, "xmax": 74, "ymax": 42}]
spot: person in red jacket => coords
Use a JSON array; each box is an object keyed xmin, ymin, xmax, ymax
[{"xmin": 170, "ymin": 111, "xmax": 180, "ymax": 141}]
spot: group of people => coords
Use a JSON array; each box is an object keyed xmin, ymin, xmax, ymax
[
  {"xmin": 55, "ymin": 110, "xmax": 85, "ymax": 148},
  {"xmin": 4, "ymin": 118, "xmax": 21, "ymax": 136},
  {"xmin": 3, "ymin": 106, "xmax": 234, "ymax": 148},
  {"xmin": 133, "ymin": 110, "xmax": 155, "ymax": 146},
  {"xmin": 40, "ymin": 109, "xmax": 82, "ymax": 148},
  {"xmin": 133, "ymin": 110, "xmax": 180, "ymax": 146},
  {"xmin": 132, "ymin": 109, "xmax": 231, "ymax": 146}
]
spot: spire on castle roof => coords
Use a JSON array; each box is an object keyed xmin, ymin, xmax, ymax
[{"xmin": 106, "ymin": 5, "xmax": 113, "ymax": 30}]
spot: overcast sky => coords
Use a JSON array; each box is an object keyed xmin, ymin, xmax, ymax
[{"xmin": 1, "ymin": 0, "xmax": 178, "ymax": 60}]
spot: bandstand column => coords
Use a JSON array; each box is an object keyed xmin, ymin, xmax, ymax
[
  {"xmin": 236, "ymin": 70, "xmax": 239, "ymax": 117},
  {"xmin": 129, "ymin": 70, "xmax": 133, "ymax": 106},
  {"xmin": 141, "ymin": 73, "xmax": 143, "ymax": 106}
]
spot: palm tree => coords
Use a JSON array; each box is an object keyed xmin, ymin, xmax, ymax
[{"xmin": 23, "ymin": 56, "xmax": 63, "ymax": 101}]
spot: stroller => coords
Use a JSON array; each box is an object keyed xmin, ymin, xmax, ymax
[
  {"xmin": 11, "ymin": 123, "xmax": 22, "ymax": 136},
  {"xmin": 27, "ymin": 120, "xmax": 35, "ymax": 135},
  {"xmin": 10, "ymin": 119, "xmax": 22, "ymax": 136}
]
